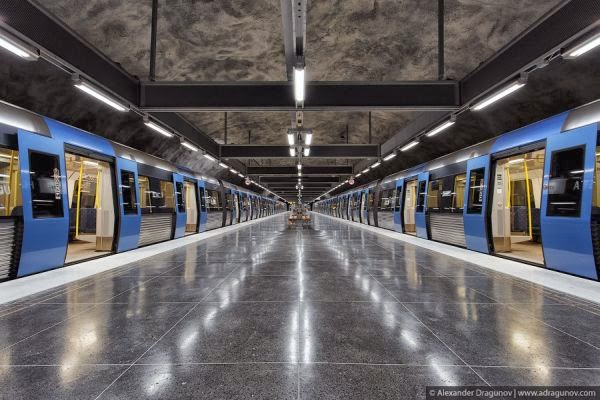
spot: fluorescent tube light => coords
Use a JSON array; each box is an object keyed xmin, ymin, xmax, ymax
[
  {"xmin": 182, "ymin": 141, "xmax": 198, "ymax": 151},
  {"xmin": 472, "ymin": 80, "xmax": 525, "ymax": 111},
  {"xmin": 383, "ymin": 152, "xmax": 396, "ymax": 161},
  {"xmin": 287, "ymin": 133, "xmax": 295, "ymax": 145},
  {"xmin": 305, "ymin": 132, "xmax": 312, "ymax": 145},
  {"xmin": 230, "ymin": 168, "xmax": 238, "ymax": 174},
  {"xmin": 297, "ymin": 163, "xmax": 302, "ymax": 170},
  {"xmin": 426, "ymin": 120, "xmax": 455, "ymax": 137},
  {"xmin": 0, "ymin": 31, "xmax": 39, "ymax": 60},
  {"xmin": 371, "ymin": 161, "xmax": 381, "ymax": 168},
  {"xmin": 74, "ymin": 80, "xmax": 128, "ymax": 112},
  {"xmin": 204, "ymin": 154, "xmax": 216, "ymax": 161},
  {"xmin": 144, "ymin": 120, "xmax": 174, "ymax": 137},
  {"xmin": 361, "ymin": 168, "xmax": 370, "ymax": 174},
  {"xmin": 294, "ymin": 67, "xmax": 305, "ymax": 102},
  {"xmin": 218, "ymin": 162, "xmax": 228, "ymax": 168},
  {"xmin": 355, "ymin": 173, "xmax": 362, "ymax": 177},
  {"xmin": 508, "ymin": 158, "xmax": 525, "ymax": 164},
  {"xmin": 238, "ymin": 173, "xmax": 244, "ymax": 178},
  {"xmin": 400, "ymin": 141, "xmax": 419, "ymax": 152},
  {"xmin": 565, "ymin": 32, "xmax": 600, "ymax": 58},
  {"xmin": 290, "ymin": 147, "xmax": 296, "ymax": 157},
  {"xmin": 303, "ymin": 147, "xmax": 310, "ymax": 156}
]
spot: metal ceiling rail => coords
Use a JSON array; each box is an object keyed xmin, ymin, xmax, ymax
[
  {"xmin": 222, "ymin": 144, "xmax": 379, "ymax": 159},
  {"xmin": 139, "ymin": 81, "xmax": 459, "ymax": 112},
  {"xmin": 247, "ymin": 166, "xmax": 353, "ymax": 175}
]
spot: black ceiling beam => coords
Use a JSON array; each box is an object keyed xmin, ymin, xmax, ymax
[
  {"xmin": 0, "ymin": 1, "xmax": 221, "ymax": 157},
  {"xmin": 222, "ymin": 144, "xmax": 379, "ymax": 159},
  {"xmin": 461, "ymin": 0, "xmax": 600, "ymax": 104},
  {"xmin": 139, "ymin": 81, "xmax": 459, "ymax": 111},
  {"xmin": 247, "ymin": 166, "xmax": 353, "ymax": 175},
  {"xmin": 261, "ymin": 176, "xmax": 340, "ymax": 183}
]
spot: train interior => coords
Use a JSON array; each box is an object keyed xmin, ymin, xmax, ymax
[
  {"xmin": 184, "ymin": 180, "xmax": 197, "ymax": 235},
  {"xmin": 403, "ymin": 179, "xmax": 417, "ymax": 235},
  {"xmin": 489, "ymin": 149, "xmax": 545, "ymax": 264},
  {"xmin": 64, "ymin": 152, "xmax": 116, "ymax": 264}
]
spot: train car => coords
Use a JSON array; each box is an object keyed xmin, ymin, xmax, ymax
[
  {"xmin": 313, "ymin": 99, "xmax": 600, "ymax": 281},
  {"xmin": 0, "ymin": 100, "xmax": 285, "ymax": 282}
]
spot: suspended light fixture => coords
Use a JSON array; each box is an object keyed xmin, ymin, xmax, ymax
[
  {"xmin": 565, "ymin": 32, "xmax": 600, "ymax": 58},
  {"xmin": 298, "ymin": 172, "xmax": 302, "ymax": 177},
  {"xmin": 218, "ymin": 162, "xmax": 228, "ymax": 168},
  {"xmin": 0, "ymin": 30, "xmax": 39, "ymax": 60},
  {"xmin": 371, "ymin": 161, "xmax": 381, "ymax": 169},
  {"xmin": 400, "ymin": 140, "xmax": 419, "ymax": 152},
  {"xmin": 74, "ymin": 78, "xmax": 128, "ymax": 112},
  {"xmin": 294, "ymin": 67, "xmax": 305, "ymax": 102},
  {"xmin": 144, "ymin": 118, "xmax": 174, "ymax": 138},
  {"xmin": 204, "ymin": 154, "xmax": 216, "ymax": 162},
  {"xmin": 426, "ymin": 119, "xmax": 455, "ymax": 137},
  {"xmin": 472, "ymin": 77, "xmax": 526, "ymax": 111},
  {"xmin": 383, "ymin": 152, "xmax": 396, "ymax": 161},
  {"xmin": 238, "ymin": 173, "xmax": 244, "ymax": 178},
  {"xmin": 361, "ymin": 168, "xmax": 370, "ymax": 174},
  {"xmin": 303, "ymin": 147, "xmax": 310, "ymax": 156},
  {"xmin": 305, "ymin": 132, "xmax": 312, "ymax": 145},
  {"xmin": 230, "ymin": 168, "xmax": 238, "ymax": 174},
  {"xmin": 355, "ymin": 173, "xmax": 362, "ymax": 177},
  {"xmin": 290, "ymin": 147, "xmax": 296, "ymax": 157},
  {"xmin": 181, "ymin": 141, "xmax": 198, "ymax": 151},
  {"xmin": 297, "ymin": 163, "xmax": 302, "ymax": 170},
  {"xmin": 287, "ymin": 132, "xmax": 295, "ymax": 145}
]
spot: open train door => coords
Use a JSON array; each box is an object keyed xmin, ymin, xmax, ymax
[
  {"xmin": 463, "ymin": 155, "xmax": 491, "ymax": 254},
  {"xmin": 198, "ymin": 180, "xmax": 208, "ymax": 232},
  {"xmin": 173, "ymin": 173, "xmax": 186, "ymax": 239},
  {"xmin": 541, "ymin": 125, "xmax": 598, "ymax": 279},
  {"xmin": 393, "ymin": 179, "xmax": 404, "ymax": 233},
  {"xmin": 16, "ymin": 129, "xmax": 69, "ymax": 276},
  {"xmin": 415, "ymin": 172, "xmax": 429, "ymax": 239}
]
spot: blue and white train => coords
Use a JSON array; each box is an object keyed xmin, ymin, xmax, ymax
[
  {"xmin": 314, "ymin": 99, "xmax": 600, "ymax": 281},
  {"xmin": 0, "ymin": 101, "xmax": 286, "ymax": 281}
]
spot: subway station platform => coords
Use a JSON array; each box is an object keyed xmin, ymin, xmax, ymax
[{"xmin": 1, "ymin": 213, "xmax": 600, "ymax": 399}]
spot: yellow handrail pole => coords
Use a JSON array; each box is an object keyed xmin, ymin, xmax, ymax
[
  {"xmin": 94, "ymin": 168, "xmax": 101, "ymax": 209},
  {"xmin": 523, "ymin": 159, "xmax": 533, "ymax": 238},
  {"xmin": 505, "ymin": 166, "xmax": 511, "ymax": 209},
  {"xmin": 5, "ymin": 151, "xmax": 14, "ymax": 216},
  {"xmin": 75, "ymin": 161, "xmax": 83, "ymax": 238}
]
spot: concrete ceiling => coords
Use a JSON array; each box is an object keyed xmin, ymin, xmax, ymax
[{"xmin": 3, "ymin": 0, "xmax": 600, "ymax": 201}]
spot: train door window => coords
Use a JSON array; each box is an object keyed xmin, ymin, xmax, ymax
[
  {"xmin": 176, "ymin": 182, "xmax": 185, "ymax": 213},
  {"xmin": 416, "ymin": 180, "xmax": 427, "ymax": 212},
  {"xmin": 64, "ymin": 152, "xmax": 116, "ymax": 263},
  {"xmin": 29, "ymin": 151, "xmax": 63, "ymax": 218},
  {"xmin": 199, "ymin": 187, "xmax": 206, "ymax": 212},
  {"xmin": 489, "ymin": 149, "xmax": 545, "ymax": 264},
  {"xmin": 467, "ymin": 168, "xmax": 485, "ymax": 214},
  {"xmin": 403, "ymin": 180, "xmax": 417, "ymax": 235},
  {"xmin": 0, "ymin": 148, "xmax": 22, "ymax": 216},
  {"xmin": 427, "ymin": 179, "xmax": 442, "ymax": 211},
  {"xmin": 138, "ymin": 176, "xmax": 175, "ymax": 214},
  {"xmin": 453, "ymin": 174, "xmax": 467, "ymax": 212},
  {"xmin": 394, "ymin": 186, "xmax": 402, "ymax": 210},
  {"xmin": 120, "ymin": 170, "xmax": 137, "ymax": 214},
  {"xmin": 547, "ymin": 147, "xmax": 584, "ymax": 217},
  {"xmin": 184, "ymin": 181, "xmax": 197, "ymax": 235},
  {"xmin": 205, "ymin": 188, "xmax": 223, "ymax": 230}
]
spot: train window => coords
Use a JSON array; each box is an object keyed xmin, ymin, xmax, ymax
[
  {"xmin": 120, "ymin": 170, "xmax": 137, "ymax": 214},
  {"xmin": 416, "ymin": 180, "xmax": 427, "ymax": 212},
  {"xmin": 199, "ymin": 187, "xmax": 207, "ymax": 211},
  {"xmin": 176, "ymin": 182, "xmax": 185, "ymax": 213},
  {"xmin": 394, "ymin": 187, "xmax": 402, "ymax": 209},
  {"xmin": 206, "ymin": 189, "xmax": 222, "ymax": 211},
  {"xmin": 138, "ymin": 175, "xmax": 175, "ymax": 214},
  {"xmin": 547, "ymin": 146, "xmax": 584, "ymax": 217},
  {"xmin": 29, "ymin": 151, "xmax": 64, "ymax": 218},
  {"xmin": 427, "ymin": 179, "xmax": 442, "ymax": 211},
  {"xmin": 453, "ymin": 174, "xmax": 467, "ymax": 211},
  {"xmin": 467, "ymin": 168, "xmax": 485, "ymax": 214},
  {"xmin": 0, "ymin": 148, "xmax": 22, "ymax": 216}
]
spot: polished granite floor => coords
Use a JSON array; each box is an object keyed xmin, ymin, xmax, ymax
[{"xmin": 1, "ymin": 213, "xmax": 600, "ymax": 399}]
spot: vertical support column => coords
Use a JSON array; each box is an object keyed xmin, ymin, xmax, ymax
[
  {"xmin": 149, "ymin": 0, "xmax": 158, "ymax": 81},
  {"xmin": 438, "ymin": 0, "xmax": 445, "ymax": 80}
]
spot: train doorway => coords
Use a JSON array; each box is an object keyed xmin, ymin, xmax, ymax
[
  {"xmin": 184, "ymin": 181, "xmax": 198, "ymax": 235},
  {"xmin": 64, "ymin": 152, "xmax": 116, "ymax": 263},
  {"xmin": 403, "ymin": 179, "xmax": 417, "ymax": 235},
  {"xmin": 489, "ymin": 149, "xmax": 545, "ymax": 264}
]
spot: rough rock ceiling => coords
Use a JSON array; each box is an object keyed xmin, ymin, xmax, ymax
[{"xmin": 35, "ymin": 0, "xmax": 561, "ymax": 148}]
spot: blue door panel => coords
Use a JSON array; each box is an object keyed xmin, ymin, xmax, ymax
[
  {"xmin": 541, "ymin": 124, "xmax": 598, "ymax": 280},
  {"xmin": 491, "ymin": 113, "xmax": 568, "ymax": 154},
  {"xmin": 17, "ymin": 130, "xmax": 69, "ymax": 277},
  {"xmin": 415, "ymin": 172, "xmax": 429, "ymax": 239},
  {"xmin": 45, "ymin": 118, "xmax": 115, "ymax": 157},
  {"xmin": 198, "ymin": 180, "xmax": 208, "ymax": 232},
  {"xmin": 115, "ymin": 157, "xmax": 141, "ymax": 252},
  {"xmin": 393, "ymin": 179, "xmax": 404, "ymax": 232},
  {"xmin": 173, "ymin": 173, "xmax": 186, "ymax": 238},
  {"xmin": 464, "ymin": 155, "xmax": 491, "ymax": 254}
]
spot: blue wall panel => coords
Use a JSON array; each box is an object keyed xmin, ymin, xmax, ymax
[
  {"xmin": 393, "ymin": 179, "xmax": 404, "ymax": 233},
  {"xmin": 115, "ymin": 157, "xmax": 141, "ymax": 252},
  {"xmin": 415, "ymin": 172, "xmax": 429, "ymax": 239},
  {"xmin": 173, "ymin": 173, "xmax": 186, "ymax": 239}
]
